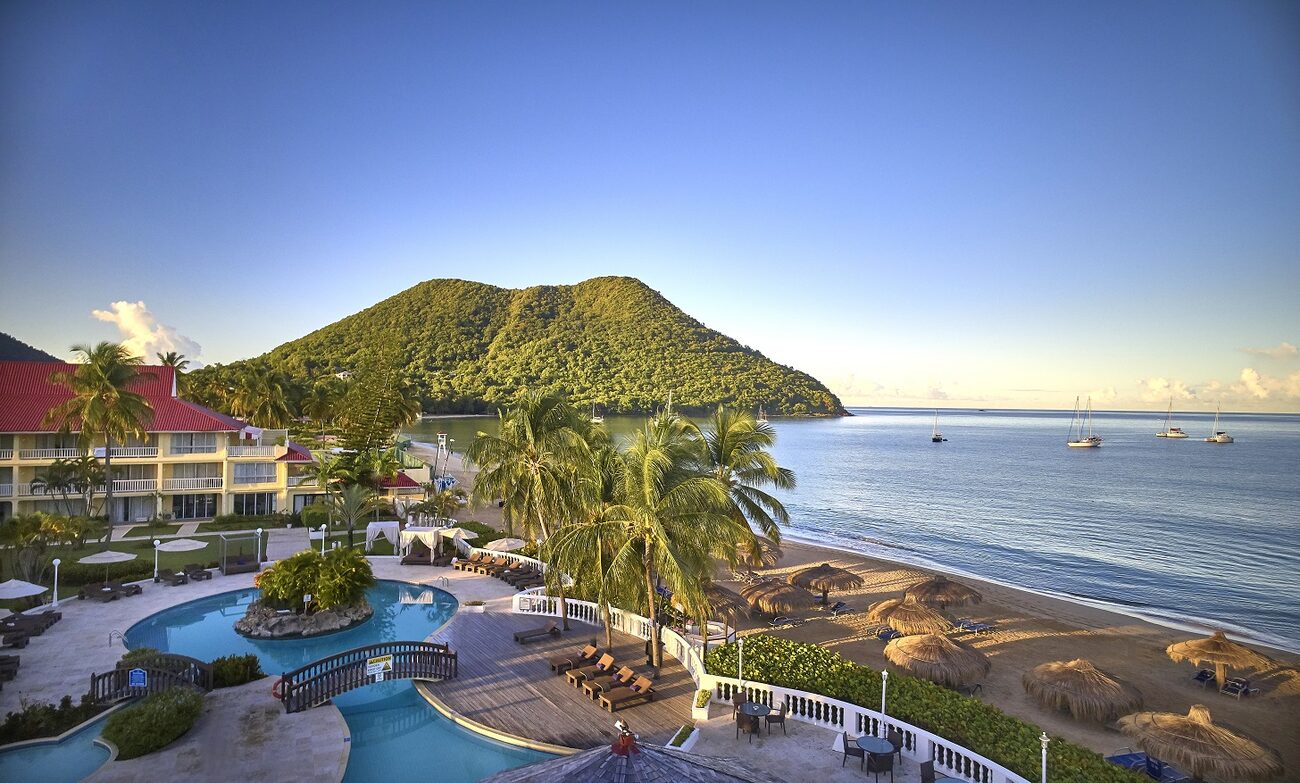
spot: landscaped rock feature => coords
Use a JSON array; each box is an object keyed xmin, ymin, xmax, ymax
[{"xmin": 234, "ymin": 599, "xmax": 373, "ymax": 639}]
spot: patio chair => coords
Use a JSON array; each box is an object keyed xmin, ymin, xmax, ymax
[
  {"xmin": 155, "ymin": 569, "xmax": 189, "ymax": 586},
  {"xmin": 599, "ymin": 675, "xmax": 655, "ymax": 712},
  {"xmin": 513, "ymin": 621, "xmax": 560, "ymax": 644},
  {"xmin": 841, "ymin": 731, "xmax": 865, "ymax": 769},
  {"xmin": 566, "ymin": 653, "xmax": 615, "ymax": 686},
  {"xmin": 582, "ymin": 666, "xmax": 636, "ymax": 699},
  {"xmin": 766, "ymin": 702, "xmax": 788, "ymax": 735},
  {"xmin": 549, "ymin": 644, "xmax": 599, "ymax": 674},
  {"xmin": 183, "ymin": 563, "xmax": 213, "ymax": 581},
  {"xmin": 920, "ymin": 761, "xmax": 937, "ymax": 783},
  {"xmin": 736, "ymin": 712, "xmax": 760, "ymax": 742},
  {"xmin": 1191, "ymin": 669, "xmax": 1215, "ymax": 687},
  {"xmin": 886, "ymin": 728, "xmax": 903, "ymax": 760},
  {"xmin": 1220, "ymin": 678, "xmax": 1257, "ymax": 699},
  {"xmin": 867, "ymin": 751, "xmax": 894, "ymax": 781}
]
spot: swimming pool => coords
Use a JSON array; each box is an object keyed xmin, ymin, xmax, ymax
[{"xmin": 0, "ymin": 713, "xmax": 112, "ymax": 783}]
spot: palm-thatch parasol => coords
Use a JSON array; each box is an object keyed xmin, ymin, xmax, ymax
[
  {"xmin": 738, "ymin": 536, "xmax": 783, "ymax": 569},
  {"xmin": 741, "ymin": 580, "xmax": 813, "ymax": 615},
  {"xmin": 1022, "ymin": 659, "xmax": 1142, "ymax": 722},
  {"xmin": 705, "ymin": 583, "xmax": 750, "ymax": 621},
  {"xmin": 866, "ymin": 596, "xmax": 952, "ymax": 635},
  {"xmin": 1117, "ymin": 705, "xmax": 1283, "ymax": 781},
  {"xmin": 1167, "ymin": 630, "xmax": 1272, "ymax": 689},
  {"xmin": 904, "ymin": 574, "xmax": 982, "ymax": 608},
  {"xmin": 788, "ymin": 563, "xmax": 864, "ymax": 605},
  {"xmin": 481, "ymin": 737, "xmax": 787, "ymax": 782},
  {"xmin": 884, "ymin": 632, "xmax": 990, "ymax": 688}
]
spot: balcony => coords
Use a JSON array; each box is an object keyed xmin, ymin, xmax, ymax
[
  {"xmin": 163, "ymin": 477, "xmax": 224, "ymax": 491},
  {"xmin": 0, "ymin": 449, "xmax": 13, "ymax": 460},
  {"xmin": 19, "ymin": 448, "xmax": 84, "ymax": 460},
  {"xmin": 169, "ymin": 445, "xmax": 218, "ymax": 455},
  {"xmin": 227, "ymin": 445, "xmax": 279, "ymax": 458},
  {"xmin": 112, "ymin": 479, "xmax": 157, "ymax": 493},
  {"xmin": 0, "ymin": 483, "xmax": 11, "ymax": 497},
  {"xmin": 110, "ymin": 447, "xmax": 158, "ymax": 458},
  {"xmin": 288, "ymin": 475, "xmax": 317, "ymax": 487},
  {"xmin": 232, "ymin": 475, "xmax": 277, "ymax": 486}
]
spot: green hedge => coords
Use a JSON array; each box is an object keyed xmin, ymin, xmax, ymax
[
  {"xmin": 57, "ymin": 560, "xmax": 154, "ymax": 587},
  {"xmin": 704, "ymin": 636, "xmax": 1143, "ymax": 783},
  {"xmin": 101, "ymin": 688, "xmax": 203, "ymax": 760},
  {"xmin": 211, "ymin": 654, "xmax": 265, "ymax": 688},
  {"xmin": 0, "ymin": 695, "xmax": 106, "ymax": 746}
]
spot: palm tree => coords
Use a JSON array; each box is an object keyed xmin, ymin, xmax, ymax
[
  {"xmin": 330, "ymin": 484, "xmax": 382, "ymax": 549},
  {"xmin": 306, "ymin": 451, "xmax": 349, "ymax": 532},
  {"xmin": 30, "ymin": 459, "xmax": 79, "ymax": 516},
  {"xmin": 66, "ymin": 455, "xmax": 107, "ymax": 523},
  {"xmin": 230, "ymin": 365, "xmax": 293, "ymax": 427},
  {"xmin": 466, "ymin": 391, "xmax": 593, "ymax": 629},
  {"xmin": 155, "ymin": 352, "xmax": 189, "ymax": 371},
  {"xmin": 302, "ymin": 379, "xmax": 344, "ymax": 437},
  {"xmin": 43, "ymin": 343, "xmax": 154, "ymax": 542},
  {"xmin": 605, "ymin": 412, "xmax": 740, "ymax": 667},
  {"xmin": 693, "ymin": 406, "xmax": 796, "ymax": 565}
]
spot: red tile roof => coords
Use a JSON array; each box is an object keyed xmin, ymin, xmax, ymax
[
  {"xmin": 378, "ymin": 472, "xmax": 421, "ymax": 489},
  {"xmin": 278, "ymin": 442, "xmax": 314, "ymax": 462},
  {"xmin": 0, "ymin": 360, "xmax": 246, "ymax": 433}
]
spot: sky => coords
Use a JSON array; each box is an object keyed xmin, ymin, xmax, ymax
[{"xmin": 1, "ymin": 1, "xmax": 1297, "ymax": 412}]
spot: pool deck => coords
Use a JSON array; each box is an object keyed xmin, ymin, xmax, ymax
[{"xmin": 420, "ymin": 609, "xmax": 697, "ymax": 750}]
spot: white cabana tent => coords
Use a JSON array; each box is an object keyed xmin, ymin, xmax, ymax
[
  {"xmin": 365, "ymin": 520, "xmax": 400, "ymax": 552},
  {"xmin": 399, "ymin": 527, "xmax": 442, "ymax": 557}
]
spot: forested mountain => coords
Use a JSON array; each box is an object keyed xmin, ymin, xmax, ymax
[
  {"xmin": 191, "ymin": 276, "xmax": 846, "ymax": 416},
  {"xmin": 0, "ymin": 331, "xmax": 59, "ymax": 362}
]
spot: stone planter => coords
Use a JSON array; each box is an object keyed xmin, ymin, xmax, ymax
[
  {"xmin": 691, "ymin": 703, "xmax": 711, "ymax": 722},
  {"xmin": 235, "ymin": 599, "xmax": 373, "ymax": 638},
  {"xmin": 462, "ymin": 603, "xmax": 487, "ymax": 614}
]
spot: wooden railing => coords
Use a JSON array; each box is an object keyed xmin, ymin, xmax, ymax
[
  {"xmin": 278, "ymin": 641, "xmax": 458, "ymax": 713},
  {"xmin": 88, "ymin": 653, "xmax": 213, "ymax": 704}
]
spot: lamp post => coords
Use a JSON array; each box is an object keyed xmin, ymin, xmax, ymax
[
  {"xmin": 52, "ymin": 558, "xmax": 61, "ymax": 608},
  {"xmin": 880, "ymin": 670, "xmax": 889, "ymax": 728},
  {"xmin": 153, "ymin": 539, "xmax": 162, "ymax": 580},
  {"xmin": 737, "ymin": 636, "xmax": 745, "ymax": 692},
  {"xmin": 255, "ymin": 528, "xmax": 264, "ymax": 563},
  {"xmin": 1040, "ymin": 732, "xmax": 1049, "ymax": 783},
  {"xmin": 320, "ymin": 524, "xmax": 327, "ymax": 555}
]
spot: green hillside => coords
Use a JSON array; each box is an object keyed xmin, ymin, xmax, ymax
[
  {"xmin": 0, "ymin": 331, "xmax": 59, "ymax": 362},
  {"xmin": 201, "ymin": 276, "xmax": 845, "ymax": 416}
]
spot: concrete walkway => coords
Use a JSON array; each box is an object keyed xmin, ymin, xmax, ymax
[{"xmin": 85, "ymin": 678, "xmax": 349, "ymax": 783}]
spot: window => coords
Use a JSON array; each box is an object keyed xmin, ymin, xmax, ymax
[
  {"xmin": 233, "ymin": 493, "xmax": 276, "ymax": 516},
  {"xmin": 35, "ymin": 433, "xmax": 79, "ymax": 449},
  {"xmin": 171, "ymin": 463, "xmax": 221, "ymax": 479},
  {"xmin": 170, "ymin": 433, "xmax": 217, "ymax": 454},
  {"xmin": 233, "ymin": 463, "xmax": 276, "ymax": 485},
  {"xmin": 171, "ymin": 494, "xmax": 216, "ymax": 520}
]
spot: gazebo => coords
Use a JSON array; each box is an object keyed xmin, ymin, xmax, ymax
[{"xmin": 219, "ymin": 531, "xmax": 264, "ymax": 575}]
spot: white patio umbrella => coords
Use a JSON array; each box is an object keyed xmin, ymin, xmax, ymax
[
  {"xmin": 153, "ymin": 538, "xmax": 209, "ymax": 579},
  {"xmin": 485, "ymin": 537, "xmax": 527, "ymax": 552},
  {"xmin": 439, "ymin": 527, "xmax": 479, "ymax": 541},
  {"xmin": 0, "ymin": 579, "xmax": 49, "ymax": 600},
  {"xmin": 78, "ymin": 550, "xmax": 138, "ymax": 584}
]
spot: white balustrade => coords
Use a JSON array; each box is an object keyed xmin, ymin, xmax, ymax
[
  {"xmin": 227, "ymin": 445, "xmax": 278, "ymax": 457},
  {"xmin": 109, "ymin": 446, "xmax": 158, "ymax": 458},
  {"xmin": 0, "ymin": 449, "xmax": 13, "ymax": 460},
  {"xmin": 19, "ymin": 448, "xmax": 83, "ymax": 460},
  {"xmin": 0, "ymin": 483, "xmax": 11, "ymax": 497},
  {"xmin": 163, "ymin": 477, "xmax": 223, "ymax": 491},
  {"xmin": 288, "ymin": 475, "xmax": 316, "ymax": 487},
  {"xmin": 111, "ymin": 479, "xmax": 157, "ymax": 493}
]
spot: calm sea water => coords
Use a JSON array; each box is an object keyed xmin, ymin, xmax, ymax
[{"xmin": 405, "ymin": 407, "xmax": 1300, "ymax": 652}]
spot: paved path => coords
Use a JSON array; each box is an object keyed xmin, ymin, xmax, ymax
[
  {"xmin": 176, "ymin": 522, "xmax": 200, "ymax": 536},
  {"xmin": 86, "ymin": 678, "xmax": 349, "ymax": 783},
  {"xmin": 265, "ymin": 527, "xmax": 308, "ymax": 560}
]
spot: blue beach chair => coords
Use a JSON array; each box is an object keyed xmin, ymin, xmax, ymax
[{"xmin": 876, "ymin": 627, "xmax": 902, "ymax": 641}]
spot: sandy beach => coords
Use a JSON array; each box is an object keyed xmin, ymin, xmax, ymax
[{"xmin": 436, "ymin": 449, "xmax": 1298, "ymax": 780}]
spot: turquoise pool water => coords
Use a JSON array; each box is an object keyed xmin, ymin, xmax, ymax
[{"xmin": 0, "ymin": 713, "xmax": 111, "ymax": 783}]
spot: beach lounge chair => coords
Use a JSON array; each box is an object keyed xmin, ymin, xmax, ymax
[
  {"xmin": 767, "ymin": 616, "xmax": 805, "ymax": 628},
  {"xmin": 513, "ymin": 621, "xmax": 560, "ymax": 644},
  {"xmin": 842, "ymin": 731, "xmax": 865, "ymax": 769},
  {"xmin": 566, "ymin": 653, "xmax": 615, "ymax": 686},
  {"xmin": 582, "ymin": 666, "xmax": 637, "ymax": 699},
  {"xmin": 598, "ymin": 675, "xmax": 655, "ymax": 712},
  {"xmin": 955, "ymin": 619, "xmax": 995, "ymax": 634},
  {"xmin": 474, "ymin": 557, "xmax": 510, "ymax": 575},
  {"xmin": 109, "ymin": 581, "xmax": 143, "ymax": 596},
  {"xmin": 1191, "ymin": 668, "xmax": 1215, "ymax": 687},
  {"xmin": 155, "ymin": 569, "xmax": 189, "ymax": 586},
  {"xmin": 829, "ymin": 601, "xmax": 851, "ymax": 616},
  {"xmin": 183, "ymin": 563, "xmax": 213, "ymax": 581},
  {"xmin": 1220, "ymin": 678, "xmax": 1257, "ymax": 699},
  {"xmin": 1104, "ymin": 748, "xmax": 1193, "ymax": 783},
  {"xmin": 451, "ymin": 553, "xmax": 478, "ymax": 571},
  {"xmin": 513, "ymin": 576, "xmax": 546, "ymax": 591},
  {"xmin": 876, "ymin": 627, "xmax": 902, "ymax": 641},
  {"xmin": 549, "ymin": 644, "xmax": 599, "ymax": 674}
]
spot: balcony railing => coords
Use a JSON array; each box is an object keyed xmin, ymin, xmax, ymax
[
  {"xmin": 170, "ymin": 445, "xmax": 218, "ymax": 455},
  {"xmin": 163, "ymin": 477, "xmax": 224, "ymax": 491},
  {"xmin": 233, "ymin": 475, "xmax": 277, "ymax": 485},
  {"xmin": 15, "ymin": 483, "xmax": 42, "ymax": 497},
  {"xmin": 227, "ymin": 445, "xmax": 278, "ymax": 458},
  {"xmin": 110, "ymin": 447, "xmax": 158, "ymax": 458},
  {"xmin": 0, "ymin": 483, "xmax": 11, "ymax": 497},
  {"xmin": 288, "ymin": 475, "xmax": 317, "ymax": 487},
  {"xmin": 0, "ymin": 449, "xmax": 13, "ymax": 460},
  {"xmin": 19, "ymin": 448, "xmax": 84, "ymax": 460},
  {"xmin": 112, "ymin": 479, "xmax": 157, "ymax": 493}
]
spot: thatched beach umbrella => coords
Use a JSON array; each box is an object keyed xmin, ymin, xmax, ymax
[
  {"xmin": 1022, "ymin": 659, "xmax": 1142, "ymax": 722},
  {"xmin": 741, "ymin": 580, "xmax": 813, "ymax": 615},
  {"xmin": 482, "ymin": 737, "xmax": 787, "ymax": 783},
  {"xmin": 905, "ymin": 574, "xmax": 982, "ymax": 608},
  {"xmin": 1167, "ymin": 630, "xmax": 1271, "ymax": 689},
  {"xmin": 738, "ymin": 536, "xmax": 783, "ymax": 568},
  {"xmin": 884, "ymin": 633, "xmax": 989, "ymax": 688},
  {"xmin": 866, "ymin": 596, "xmax": 952, "ymax": 635},
  {"xmin": 1117, "ymin": 705, "xmax": 1283, "ymax": 782},
  {"xmin": 705, "ymin": 583, "xmax": 750, "ymax": 621},
  {"xmin": 788, "ymin": 562, "xmax": 864, "ymax": 605}
]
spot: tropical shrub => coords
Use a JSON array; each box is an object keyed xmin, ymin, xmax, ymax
[
  {"xmin": 704, "ymin": 636, "xmax": 1144, "ymax": 783},
  {"xmin": 118, "ymin": 647, "xmax": 161, "ymax": 667},
  {"xmin": 299, "ymin": 504, "xmax": 329, "ymax": 530},
  {"xmin": 0, "ymin": 695, "xmax": 105, "ymax": 746},
  {"xmin": 100, "ymin": 688, "xmax": 203, "ymax": 760},
  {"xmin": 56, "ymin": 560, "xmax": 153, "ymax": 587},
  {"xmin": 211, "ymin": 655, "xmax": 264, "ymax": 688},
  {"xmin": 254, "ymin": 547, "xmax": 373, "ymax": 613},
  {"xmin": 254, "ymin": 550, "xmax": 321, "ymax": 610}
]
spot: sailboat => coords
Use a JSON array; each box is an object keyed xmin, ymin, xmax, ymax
[
  {"xmin": 1156, "ymin": 397, "xmax": 1188, "ymax": 438},
  {"xmin": 1067, "ymin": 396, "xmax": 1102, "ymax": 448},
  {"xmin": 590, "ymin": 404, "xmax": 603, "ymax": 425},
  {"xmin": 930, "ymin": 410, "xmax": 947, "ymax": 442},
  {"xmin": 1204, "ymin": 403, "xmax": 1233, "ymax": 443}
]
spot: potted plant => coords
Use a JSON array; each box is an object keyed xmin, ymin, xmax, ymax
[
  {"xmin": 462, "ymin": 600, "xmax": 487, "ymax": 614},
  {"xmin": 691, "ymin": 689, "xmax": 712, "ymax": 721}
]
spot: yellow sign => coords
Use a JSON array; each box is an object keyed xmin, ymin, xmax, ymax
[{"xmin": 365, "ymin": 654, "xmax": 393, "ymax": 678}]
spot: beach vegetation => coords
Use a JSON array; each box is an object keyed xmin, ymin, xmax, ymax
[
  {"xmin": 0, "ymin": 695, "xmax": 106, "ymax": 746},
  {"xmin": 254, "ymin": 547, "xmax": 374, "ymax": 613},
  {"xmin": 210, "ymin": 654, "xmax": 265, "ymax": 688},
  {"xmin": 100, "ymin": 687, "xmax": 203, "ymax": 760}
]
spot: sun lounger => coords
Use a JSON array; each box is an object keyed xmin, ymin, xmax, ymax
[
  {"xmin": 453, "ymin": 553, "xmax": 486, "ymax": 571},
  {"xmin": 549, "ymin": 644, "xmax": 600, "ymax": 674},
  {"xmin": 566, "ymin": 653, "xmax": 616, "ymax": 686},
  {"xmin": 828, "ymin": 601, "xmax": 851, "ymax": 616},
  {"xmin": 183, "ymin": 564, "xmax": 213, "ymax": 581},
  {"xmin": 109, "ymin": 581, "xmax": 143, "ymax": 596},
  {"xmin": 598, "ymin": 675, "xmax": 656, "ymax": 712},
  {"xmin": 502, "ymin": 568, "xmax": 541, "ymax": 586},
  {"xmin": 1104, "ymin": 748, "xmax": 1193, "ymax": 783},
  {"xmin": 1219, "ymin": 678, "xmax": 1257, "ymax": 699},
  {"xmin": 876, "ymin": 627, "xmax": 902, "ymax": 641},
  {"xmin": 476, "ymin": 557, "xmax": 511, "ymax": 575},
  {"xmin": 78, "ymin": 584, "xmax": 120, "ymax": 602},
  {"xmin": 0, "ymin": 618, "xmax": 47, "ymax": 637},
  {"xmin": 513, "ymin": 577, "xmax": 546, "ymax": 590},
  {"xmin": 582, "ymin": 666, "xmax": 637, "ymax": 699},
  {"xmin": 955, "ymin": 619, "xmax": 995, "ymax": 634},
  {"xmin": 767, "ymin": 616, "xmax": 806, "ymax": 628},
  {"xmin": 1191, "ymin": 669, "xmax": 1215, "ymax": 687},
  {"xmin": 432, "ymin": 555, "xmax": 454, "ymax": 567},
  {"xmin": 1, "ymin": 630, "xmax": 30, "ymax": 649},
  {"xmin": 155, "ymin": 569, "xmax": 189, "ymax": 586},
  {"xmin": 513, "ymin": 621, "xmax": 560, "ymax": 644}
]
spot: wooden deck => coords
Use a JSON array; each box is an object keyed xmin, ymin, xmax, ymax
[{"xmin": 424, "ymin": 611, "xmax": 696, "ymax": 749}]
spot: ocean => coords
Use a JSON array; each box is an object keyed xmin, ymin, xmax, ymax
[{"xmin": 403, "ymin": 407, "xmax": 1300, "ymax": 653}]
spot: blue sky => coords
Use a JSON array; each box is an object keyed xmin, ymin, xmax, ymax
[{"xmin": 2, "ymin": 1, "xmax": 1297, "ymax": 410}]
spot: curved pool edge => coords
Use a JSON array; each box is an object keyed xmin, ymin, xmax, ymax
[
  {"xmin": 412, "ymin": 680, "xmax": 579, "ymax": 757},
  {"xmin": 0, "ymin": 702, "xmax": 124, "ymax": 753}
]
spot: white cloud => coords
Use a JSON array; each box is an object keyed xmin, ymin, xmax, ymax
[
  {"xmin": 1230, "ymin": 367, "xmax": 1300, "ymax": 401},
  {"xmin": 927, "ymin": 385, "xmax": 949, "ymax": 400},
  {"xmin": 91, "ymin": 301, "xmax": 202, "ymax": 364},
  {"xmin": 1086, "ymin": 386, "xmax": 1118, "ymax": 403},
  {"xmin": 1242, "ymin": 342, "xmax": 1297, "ymax": 361},
  {"xmin": 1137, "ymin": 377, "xmax": 1197, "ymax": 403}
]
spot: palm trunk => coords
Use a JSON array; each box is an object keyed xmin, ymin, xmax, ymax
[
  {"xmin": 643, "ymin": 548, "xmax": 661, "ymax": 668},
  {"xmin": 101, "ymin": 433, "xmax": 113, "ymax": 551},
  {"xmin": 538, "ymin": 516, "xmax": 569, "ymax": 631},
  {"xmin": 601, "ymin": 601, "xmax": 614, "ymax": 651},
  {"xmin": 700, "ymin": 612, "xmax": 710, "ymax": 656}
]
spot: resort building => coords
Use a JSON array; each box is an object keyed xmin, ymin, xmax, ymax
[{"xmin": 0, "ymin": 360, "xmax": 423, "ymax": 522}]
